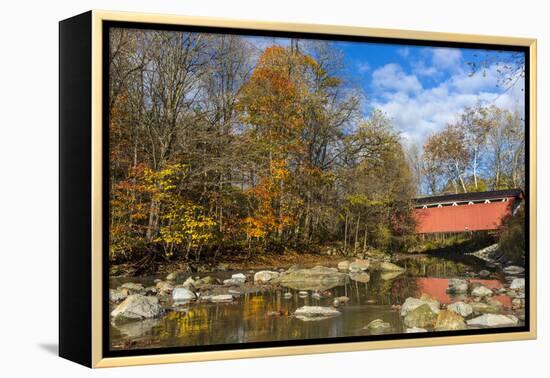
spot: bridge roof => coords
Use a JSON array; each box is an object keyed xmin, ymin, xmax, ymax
[{"xmin": 414, "ymin": 188, "xmax": 523, "ymax": 206}]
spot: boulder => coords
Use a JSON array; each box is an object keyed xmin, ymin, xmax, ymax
[
  {"xmin": 194, "ymin": 276, "xmax": 220, "ymax": 288},
  {"xmin": 337, "ymin": 261, "xmax": 350, "ymax": 271},
  {"xmin": 435, "ymin": 310, "xmax": 466, "ymax": 331},
  {"xmin": 254, "ymin": 271, "xmax": 280, "ymax": 284},
  {"xmin": 470, "ymin": 301, "xmax": 503, "ymax": 314},
  {"xmin": 172, "ymin": 287, "xmax": 197, "ymax": 302},
  {"xmin": 471, "ymin": 285, "xmax": 493, "ymax": 297},
  {"xmin": 272, "ymin": 266, "xmax": 348, "ymax": 291},
  {"xmin": 294, "ymin": 306, "xmax": 341, "ymax": 321},
  {"xmin": 366, "ymin": 319, "xmax": 391, "ymax": 331},
  {"xmin": 510, "ymin": 278, "xmax": 525, "ymax": 291},
  {"xmin": 401, "ymin": 296, "xmax": 440, "ymax": 316},
  {"xmin": 447, "ymin": 301, "xmax": 473, "ymax": 317},
  {"xmin": 183, "ymin": 277, "xmax": 196, "ymax": 286},
  {"xmin": 349, "ymin": 272, "xmax": 370, "ymax": 283},
  {"xmin": 155, "ymin": 281, "xmax": 174, "ymax": 296},
  {"xmin": 503, "ymin": 266, "xmax": 525, "ymax": 275},
  {"xmin": 467, "ymin": 314, "xmax": 519, "ymax": 327},
  {"xmin": 109, "ymin": 288, "xmax": 128, "ymax": 303},
  {"xmin": 403, "ymin": 304, "xmax": 438, "ymax": 329},
  {"xmin": 379, "ymin": 262, "xmax": 405, "ymax": 272},
  {"xmin": 111, "ymin": 294, "xmax": 161, "ymax": 322},
  {"xmin": 232, "ymin": 273, "xmax": 247, "ymax": 281},
  {"xmin": 119, "ymin": 282, "xmax": 145, "ymax": 294},
  {"xmin": 447, "ymin": 279, "xmax": 469, "ymax": 294}
]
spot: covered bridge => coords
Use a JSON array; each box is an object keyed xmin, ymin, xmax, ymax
[{"xmin": 413, "ymin": 189, "xmax": 523, "ymax": 234}]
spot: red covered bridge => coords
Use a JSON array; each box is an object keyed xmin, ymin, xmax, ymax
[{"xmin": 413, "ymin": 189, "xmax": 523, "ymax": 234}]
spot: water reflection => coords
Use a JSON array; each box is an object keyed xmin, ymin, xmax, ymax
[{"xmin": 110, "ymin": 254, "xmax": 521, "ymax": 350}]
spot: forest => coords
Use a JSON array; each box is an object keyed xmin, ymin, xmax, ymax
[{"xmin": 107, "ymin": 28, "xmax": 525, "ymax": 269}]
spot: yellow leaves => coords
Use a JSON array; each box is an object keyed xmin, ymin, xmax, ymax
[{"xmin": 155, "ymin": 200, "xmax": 217, "ymax": 250}]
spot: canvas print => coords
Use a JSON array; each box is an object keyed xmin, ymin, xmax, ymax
[{"xmin": 106, "ymin": 25, "xmax": 528, "ymax": 352}]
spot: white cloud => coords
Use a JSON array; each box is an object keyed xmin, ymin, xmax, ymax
[
  {"xmin": 356, "ymin": 61, "xmax": 371, "ymax": 73},
  {"xmin": 397, "ymin": 47, "xmax": 410, "ymax": 58},
  {"xmin": 370, "ymin": 63, "xmax": 525, "ymax": 147},
  {"xmin": 430, "ymin": 48, "xmax": 462, "ymax": 70},
  {"xmin": 411, "ymin": 61, "xmax": 439, "ymax": 77},
  {"xmin": 372, "ymin": 63, "xmax": 422, "ymax": 94}
]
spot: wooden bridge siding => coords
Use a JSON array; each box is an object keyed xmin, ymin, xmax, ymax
[{"xmin": 413, "ymin": 199, "xmax": 516, "ymax": 234}]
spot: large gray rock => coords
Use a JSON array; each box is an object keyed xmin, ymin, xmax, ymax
[
  {"xmin": 447, "ymin": 301, "xmax": 473, "ymax": 317},
  {"xmin": 471, "ymin": 285, "xmax": 493, "ymax": 297},
  {"xmin": 172, "ymin": 287, "xmax": 197, "ymax": 302},
  {"xmin": 232, "ymin": 273, "xmax": 247, "ymax": 281},
  {"xmin": 510, "ymin": 278, "xmax": 525, "ymax": 291},
  {"xmin": 447, "ymin": 279, "xmax": 468, "ymax": 294},
  {"xmin": 254, "ymin": 271, "xmax": 280, "ymax": 283},
  {"xmin": 155, "ymin": 281, "xmax": 174, "ymax": 296},
  {"xmin": 403, "ymin": 304, "xmax": 438, "ymax": 328},
  {"xmin": 401, "ymin": 297, "xmax": 440, "ymax": 316},
  {"xmin": 111, "ymin": 294, "xmax": 161, "ymax": 322},
  {"xmin": 273, "ymin": 266, "xmax": 348, "ymax": 291},
  {"xmin": 119, "ymin": 282, "xmax": 145, "ymax": 294},
  {"xmin": 503, "ymin": 265, "xmax": 525, "ymax": 275},
  {"xmin": 109, "ymin": 288, "xmax": 128, "ymax": 303},
  {"xmin": 467, "ymin": 314, "xmax": 518, "ymax": 327},
  {"xmin": 470, "ymin": 301, "xmax": 503, "ymax": 314},
  {"xmin": 294, "ymin": 306, "xmax": 341, "ymax": 321}
]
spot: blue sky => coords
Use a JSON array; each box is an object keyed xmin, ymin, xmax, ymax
[{"xmin": 245, "ymin": 36, "xmax": 525, "ymax": 146}]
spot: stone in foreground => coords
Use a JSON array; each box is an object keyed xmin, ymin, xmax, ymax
[
  {"xmin": 254, "ymin": 270, "xmax": 280, "ymax": 284},
  {"xmin": 403, "ymin": 304, "xmax": 438, "ymax": 329},
  {"xmin": 467, "ymin": 314, "xmax": 519, "ymax": 327},
  {"xmin": 401, "ymin": 296, "xmax": 440, "ymax": 316},
  {"xmin": 111, "ymin": 294, "xmax": 161, "ymax": 322},
  {"xmin": 471, "ymin": 285, "xmax": 493, "ymax": 297},
  {"xmin": 510, "ymin": 278, "xmax": 525, "ymax": 291},
  {"xmin": 294, "ymin": 306, "xmax": 341, "ymax": 321},
  {"xmin": 447, "ymin": 301, "xmax": 473, "ymax": 317},
  {"xmin": 172, "ymin": 287, "xmax": 197, "ymax": 302},
  {"xmin": 366, "ymin": 319, "xmax": 391, "ymax": 331},
  {"xmin": 435, "ymin": 310, "xmax": 466, "ymax": 331}
]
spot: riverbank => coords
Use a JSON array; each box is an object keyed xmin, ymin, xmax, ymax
[{"xmin": 109, "ymin": 246, "xmax": 393, "ymax": 278}]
